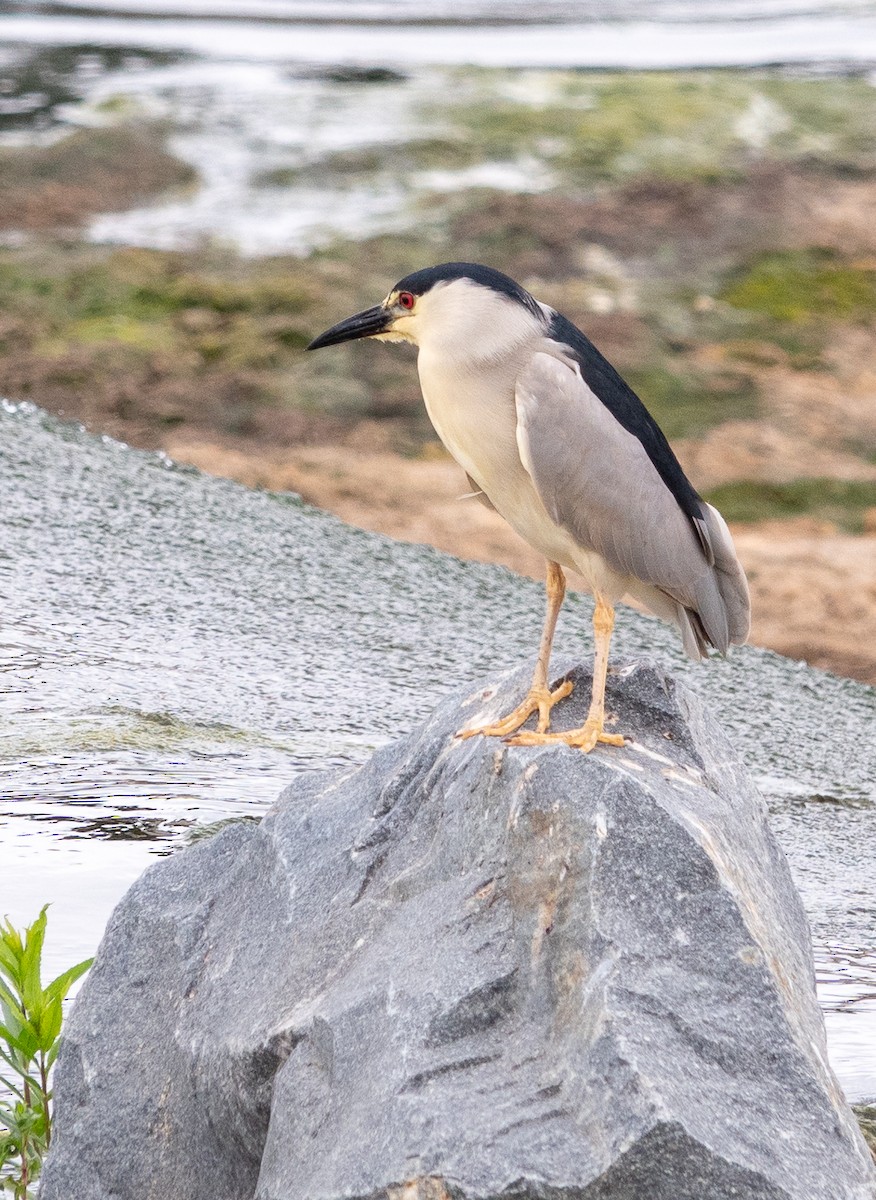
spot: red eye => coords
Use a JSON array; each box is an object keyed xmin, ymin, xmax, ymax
[{"xmin": 398, "ymin": 291, "xmax": 415, "ymax": 310}]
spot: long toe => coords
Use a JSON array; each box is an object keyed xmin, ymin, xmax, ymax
[
  {"xmin": 457, "ymin": 679, "xmax": 573, "ymax": 740},
  {"xmin": 507, "ymin": 720, "xmax": 626, "ymax": 753}
]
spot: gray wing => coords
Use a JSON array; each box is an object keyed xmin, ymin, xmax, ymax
[{"xmin": 515, "ymin": 352, "xmax": 750, "ymax": 655}]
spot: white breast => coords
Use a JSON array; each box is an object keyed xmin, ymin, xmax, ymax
[
  {"xmin": 418, "ymin": 355, "xmax": 517, "ymax": 486},
  {"xmin": 416, "ymin": 350, "xmax": 590, "ymax": 575}
]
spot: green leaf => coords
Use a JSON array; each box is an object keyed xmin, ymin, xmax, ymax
[
  {"xmin": 19, "ymin": 911, "xmax": 47, "ymax": 1019},
  {"xmin": 0, "ymin": 1041, "xmax": 29, "ymax": 1077},
  {"xmin": 36, "ymin": 999, "xmax": 62, "ymax": 1051},
  {"xmin": 0, "ymin": 1025, "xmax": 37, "ymax": 1063},
  {"xmin": 0, "ymin": 921, "xmax": 25, "ymax": 997},
  {"xmin": 44, "ymin": 958, "xmax": 93, "ymax": 1006},
  {"xmin": 0, "ymin": 1026, "xmax": 25, "ymax": 1055},
  {"xmin": 0, "ymin": 1073, "xmax": 25, "ymax": 1102},
  {"xmin": 0, "ymin": 983, "xmax": 26, "ymax": 1027},
  {"xmin": 17, "ymin": 1069, "xmax": 45, "ymax": 1098}
]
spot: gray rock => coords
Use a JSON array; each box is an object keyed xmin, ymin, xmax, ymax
[{"xmin": 41, "ymin": 662, "xmax": 876, "ymax": 1200}]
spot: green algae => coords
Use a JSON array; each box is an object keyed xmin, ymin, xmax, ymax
[
  {"xmin": 722, "ymin": 249, "xmax": 876, "ymax": 323},
  {"xmin": 627, "ymin": 363, "xmax": 759, "ymax": 441},
  {"xmin": 184, "ymin": 815, "xmax": 262, "ymax": 844},
  {"xmin": 253, "ymin": 137, "xmax": 481, "ymax": 189},
  {"xmin": 240, "ymin": 70, "xmax": 876, "ymax": 199},
  {"xmin": 853, "ymin": 1104, "xmax": 876, "ymax": 1156},
  {"xmin": 704, "ymin": 478, "xmax": 876, "ymax": 531},
  {"xmin": 1, "ymin": 708, "xmax": 291, "ymax": 758},
  {"xmin": 56, "ymin": 314, "xmax": 180, "ymax": 354},
  {"xmin": 417, "ymin": 70, "xmax": 876, "ymax": 188}
]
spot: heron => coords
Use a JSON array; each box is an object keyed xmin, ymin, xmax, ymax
[{"xmin": 307, "ymin": 262, "xmax": 750, "ymax": 752}]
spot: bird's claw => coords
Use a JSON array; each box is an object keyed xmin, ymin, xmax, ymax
[
  {"xmin": 457, "ymin": 679, "xmax": 573, "ymax": 740},
  {"xmin": 506, "ymin": 720, "xmax": 626, "ymax": 753}
]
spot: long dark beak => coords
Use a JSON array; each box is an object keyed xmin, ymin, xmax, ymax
[{"xmin": 306, "ymin": 304, "xmax": 391, "ymax": 351}]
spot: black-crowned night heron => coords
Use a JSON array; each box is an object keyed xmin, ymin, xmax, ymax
[{"xmin": 308, "ymin": 262, "xmax": 750, "ymax": 752}]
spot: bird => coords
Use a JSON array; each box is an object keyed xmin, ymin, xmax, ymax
[{"xmin": 307, "ymin": 262, "xmax": 750, "ymax": 752}]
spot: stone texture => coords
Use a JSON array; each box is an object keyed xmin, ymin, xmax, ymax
[{"xmin": 41, "ymin": 662, "xmax": 876, "ymax": 1200}]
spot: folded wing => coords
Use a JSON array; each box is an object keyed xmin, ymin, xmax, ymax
[{"xmin": 515, "ymin": 351, "xmax": 750, "ymax": 657}]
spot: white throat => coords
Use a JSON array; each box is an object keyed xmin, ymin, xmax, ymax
[{"xmin": 409, "ymin": 278, "xmax": 547, "ymax": 372}]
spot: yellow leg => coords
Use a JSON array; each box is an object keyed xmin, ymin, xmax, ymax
[
  {"xmin": 458, "ymin": 561, "xmax": 573, "ymax": 739},
  {"xmin": 508, "ymin": 596, "xmax": 627, "ymax": 752}
]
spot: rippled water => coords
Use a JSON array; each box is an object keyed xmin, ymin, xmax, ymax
[{"xmin": 1, "ymin": 401, "xmax": 874, "ymax": 1101}]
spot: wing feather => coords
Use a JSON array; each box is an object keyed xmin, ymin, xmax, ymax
[{"xmin": 515, "ymin": 352, "xmax": 750, "ymax": 654}]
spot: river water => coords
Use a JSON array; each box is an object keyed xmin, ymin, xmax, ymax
[{"xmin": 6, "ymin": 0, "xmax": 876, "ymax": 67}]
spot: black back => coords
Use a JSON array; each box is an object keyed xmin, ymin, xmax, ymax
[
  {"xmin": 395, "ymin": 261, "xmax": 704, "ymax": 531},
  {"xmin": 547, "ymin": 311, "xmax": 704, "ymax": 526}
]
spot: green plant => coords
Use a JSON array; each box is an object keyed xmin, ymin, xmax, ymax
[
  {"xmin": 722, "ymin": 249, "xmax": 876, "ymax": 323},
  {"xmin": 0, "ymin": 907, "xmax": 92, "ymax": 1198},
  {"xmin": 703, "ymin": 477, "xmax": 876, "ymax": 532}
]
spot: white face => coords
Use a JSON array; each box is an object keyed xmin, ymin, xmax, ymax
[{"xmin": 375, "ymin": 277, "xmax": 547, "ymax": 364}]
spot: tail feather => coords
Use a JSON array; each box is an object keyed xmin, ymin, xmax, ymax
[
  {"xmin": 628, "ymin": 502, "xmax": 750, "ymax": 660},
  {"xmin": 699, "ymin": 503, "xmax": 751, "ymax": 647},
  {"xmin": 666, "ymin": 504, "xmax": 751, "ymax": 659},
  {"xmin": 683, "ymin": 503, "xmax": 750, "ymax": 656},
  {"xmin": 676, "ymin": 604, "xmax": 711, "ymax": 660}
]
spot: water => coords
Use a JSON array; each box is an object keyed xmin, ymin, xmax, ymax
[
  {"xmin": 5, "ymin": 12, "xmax": 876, "ymax": 71},
  {"xmin": 12, "ymin": 1, "xmax": 875, "ymax": 19},
  {"xmin": 5, "ymin": 0, "xmax": 876, "ymax": 70},
  {"xmin": 1, "ymin": 400, "xmax": 874, "ymax": 1102},
  {"xmin": 1, "ymin": 2, "xmax": 876, "ymax": 252}
]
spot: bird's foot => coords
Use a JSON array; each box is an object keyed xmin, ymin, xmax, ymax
[
  {"xmin": 457, "ymin": 679, "xmax": 574, "ymax": 740},
  {"xmin": 507, "ymin": 716, "xmax": 626, "ymax": 753}
]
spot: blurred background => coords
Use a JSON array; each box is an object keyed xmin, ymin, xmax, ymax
[{"xmin": 1, "ymin": 0, "xmax": 876, "ymax": 680}]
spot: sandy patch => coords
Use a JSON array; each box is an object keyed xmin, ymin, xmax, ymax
[{"xmin": 676, "ymin": 421, "xmax": 876, "ymax": 490}]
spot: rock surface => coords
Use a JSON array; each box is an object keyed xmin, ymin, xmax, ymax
[{"xmin": 41, "ymin": 662, "xmax": 875, "ymax": 1200}]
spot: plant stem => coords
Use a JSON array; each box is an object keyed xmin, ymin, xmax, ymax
[
  {"xmin": 21, "ymin": 1075, "xmax": 30, "ymax": 1197},
  {"xmin": 40, "ymin": 1054, "xmax": 50, "ymax": 1150}
]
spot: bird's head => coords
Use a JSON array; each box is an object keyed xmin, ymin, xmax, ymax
[{"xmin": 306, "ymin": 262, "xmax": 547, "ymax": 362}]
